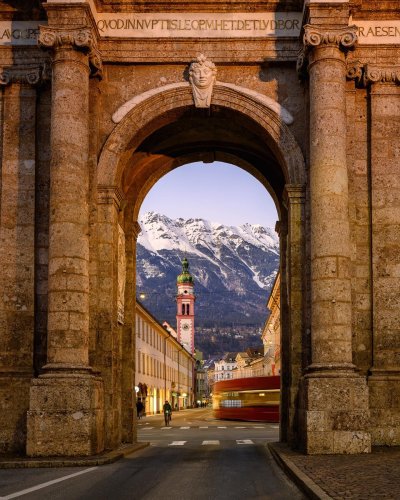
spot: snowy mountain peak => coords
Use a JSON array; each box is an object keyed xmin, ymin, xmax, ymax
[{"xmin": 136, "ymin": 212, "xmax": 280, "ymax": 328}]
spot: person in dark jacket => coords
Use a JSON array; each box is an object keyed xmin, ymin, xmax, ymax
[{"xmin": 136, "ymin": 399, "xmax": 144, "ymax": 419}]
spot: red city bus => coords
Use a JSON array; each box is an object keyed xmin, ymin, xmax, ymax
[{"xmin": 212, "ymin": 376, "xmax": 280, "ymax": 422}]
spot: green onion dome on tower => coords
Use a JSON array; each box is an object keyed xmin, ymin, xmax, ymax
[{"xmin": 177, "ymin": 257, "xmax": 194, "ymax": 285}]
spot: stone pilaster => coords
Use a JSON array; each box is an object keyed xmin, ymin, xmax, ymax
[
  {"xmin": 95, "ymin": 185, "xmax": 125, "ymax": 449},
  {"xmin": 121, "ymin": 220, "xmax": 141, "ymax": 444},
  {"xmin": 284, "ymin": 184, "xmax": 306, "ymax": 447},
  {"xmin": 299, "ymin": 24, "xmax": 371, "ymax": 454},
  {"xmin": 0, "ymin": 68, "xmax": 42, "ymax": 453},
  {"xmin": 365, "ymin": 66, "xmax": 400, "ymax": 446},
  {"xmin": 27, "ymin": 25, "xmax": 104, "ymax": 457}
]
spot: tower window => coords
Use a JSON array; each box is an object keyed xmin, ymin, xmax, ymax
[
  {"xmin": 182, "ymin": 304, "xmax": 185, "ymax": 315},
  {"xmin": 186, "ymin": 304, "xmax": 190, "ymax": 315}
]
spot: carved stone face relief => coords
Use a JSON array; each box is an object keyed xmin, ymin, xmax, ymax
[{"xmin": 189, "ymin": 54, "xmax": 217, "ymax": 108}]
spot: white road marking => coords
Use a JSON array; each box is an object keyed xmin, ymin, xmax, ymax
[
  {"xmin": 271, "ymin": 425, "xmax": 279, "ymax": 428},
  {"xmin": 141, "ymin": 427, "xmax": 154, "ymax": 430},
  {"xmin": 199, "ymin": 426, "xmax": 208, "ymax": 429},
  {"xmin": 169, "ymin": 441, "xmax": 187, "ymax": 446},
  {"xmin": 180, "ymin": 426, "xmax": 190, "ymax": 429},
  {"xmin": 235, "ymin": 426, "xmax": 246, "ymax": 429},
  {"xmin": 237, "ymin": 439, "xmax": 254, "ymax": 445},
  {"xmin": 202, "ymin": 440, "xmax": 220, "ymax": 445},
  {"xmin": 253, "ymin": 426, "xmax": 266, "ymax": 429},
  {"xmin": 217, "ymin": 426, "xmax": 227, "ymax": 429},
  {"xmin": 161, "ymin": 426, "xmax": 172, "ymax": 430},
  {"xmin": 0, "ymin": 467, "xmax": 98, "ymax": 499}
]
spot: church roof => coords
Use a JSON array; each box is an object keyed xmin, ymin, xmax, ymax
[{"xmin": 177, "ymin": 257, "xmax": 194, "ymax": 284}]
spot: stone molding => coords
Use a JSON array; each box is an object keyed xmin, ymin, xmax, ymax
[
  {"xmin": 347, "ymin": 61, "xmax": 400, "ymax": 86},
  {"xmin": 303, "ymin": 25, "xmax": 358, "ymax": 50},
  {"xmin": 112, "ymin": 81, "xmax": 294, "ymax": 125},
  {"xmin": 39, "ymin": 25, "xmax": 103, "ymax": 79},
  {"xmin": 97, "ymin": 185, "xmax": 125, "ymax": 210},
  {"xmin": 0, "ymin": 64, "xmax": 49, "ymax": 86},
  {"xmin": 131, "ymin": 221, "xmax": 142, "ymax": 240}
]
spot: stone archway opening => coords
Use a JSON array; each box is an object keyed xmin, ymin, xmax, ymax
[{"xmin": 95, "ymin": 87, "xmax": 306, "ymax": 452}]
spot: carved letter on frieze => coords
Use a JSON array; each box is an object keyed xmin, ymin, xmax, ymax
[
  {"xmin": 303, "ymin": 25, "xmax": 358, "ymax": 50},
  {"xmin": 189, "ymin": 54, "xmax": 217, "ymax": 108}
]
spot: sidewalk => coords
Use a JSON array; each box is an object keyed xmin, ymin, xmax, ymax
[{"xmin": 269, "ymin": 442, "xmax": 400, "ymax": 500}]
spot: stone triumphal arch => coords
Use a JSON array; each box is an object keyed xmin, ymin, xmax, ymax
[{"xmin": 0, "ymin": 0, "xmax": 399, "ymax": 457}]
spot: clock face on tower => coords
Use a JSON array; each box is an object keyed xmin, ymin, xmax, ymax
[{"xmin": 182, "ymin": 324, "xmax": 189, "ymax": 330}]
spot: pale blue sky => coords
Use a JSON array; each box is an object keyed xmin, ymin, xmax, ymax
[{"xmin": 139, "ymin": 161, "xmax": 278, "ymax": 228}]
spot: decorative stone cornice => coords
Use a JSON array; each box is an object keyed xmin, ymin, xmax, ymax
[
  {"xmin": 284, "ymin": 184, "xmax": 306, "ymax": 204},
  {"xmin": 132, "ymin": 221, "xmax": 142, "ymax": 240},
  {"xmin": 303, "ymin": 25, "xmax": 358, "ymax": 50},
  {"xmin": 0, "ymin": 64, "xmax": 49, "ymax": 86},
  {"xmin": 347, "ymin": 61, "xmax": 400, "ymax": 87},
  {"xmin": 39, "ymin": 26, "xmax": 94, "ymax": 51}
]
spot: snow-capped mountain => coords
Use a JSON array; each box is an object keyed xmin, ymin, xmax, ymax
[{"xmin": 136, "ymin": 212, "xmax": 279, "ymax": 327}]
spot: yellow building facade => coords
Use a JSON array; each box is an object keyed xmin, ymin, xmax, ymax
[{"xmin": 135, "ymin": 302, "xmax": 195, "ymax": 415}]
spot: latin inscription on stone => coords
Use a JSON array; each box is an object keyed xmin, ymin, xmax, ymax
[
  {"xmin": 0, "ymin": 22, "xmax": 42, "ymax": 45},
  {"xmin": 356, "ymin": 21, "xmax": 400, "ymax": 45},
  {"xmin": 95, "ymin": 13, "xmax": 303, "ymax": 38},
  {"xmin": 1, "ymin": 17, "xmax": 400, "ymax": 45}
]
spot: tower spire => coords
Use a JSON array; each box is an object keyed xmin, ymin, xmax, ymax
[{"xmin": 176, "ymin": 257, "xmax": 195, "ymax": 354}]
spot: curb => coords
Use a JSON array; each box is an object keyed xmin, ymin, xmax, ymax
[
  {"xmin": 0, "ymin": 442, "xmax": 149, "ymax": 469},
  {"xmin": 268, "ymin": 443, "xmax": 332, "ymax": 500}
]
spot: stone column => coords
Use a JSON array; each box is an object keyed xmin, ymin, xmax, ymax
[
  {"xmin": 364, "ymin": 66, "xmax": 400, "ymax": 446},
  {"xmin": 299, "ymin": 25, "xmax": 371, "ymax": 454},
  {"xmin": 27, "ymin": 26, "xmax": 104, "ymax": 457},
  {"xmin": 0, "ymin": 68, "xmax": 40, "ymax": 453}
]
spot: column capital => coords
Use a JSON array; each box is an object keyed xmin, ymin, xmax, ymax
[
  {"xmin": 97, "ymin": 185, "xmax": 126, "ymax": 211},
  {"xmin": 39, "ymin": 25, "xmax": 94, "ymax": 52},
  {"xmin": 283, "ymin": 184, "xmax": 306, "ymax": 205},
  {"xmin": 347, "ymin": 61, "xmax": 400, "ymax": 87},
  {"xmin": 0, "ymin": 64, "xmax": 49, "ymax": 87},
  {"xmin": 38, "ymin": 25, "xmax": 103, "ymax": 79},
  {"xmin": 303, "ymin": 24, "xmax": 358, "ymax": 50},
  {"xmin": 132, "ymin": 221, "xmax": 142, "ymax": 240}
]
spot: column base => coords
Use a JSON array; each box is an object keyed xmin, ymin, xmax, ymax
[
  {"xmin": 368, "ymin": 369, "xmax": 400, "ymax": 446},
  {"xmin": 0, "ymin": 371, "xmax": 32, "ymax": 455},
  {"xmin": 299, "ymin": 371, "xmax": 371, "ymax": 454},
  {"xmin": 27, "ymin": 372, "xmax": 104, "ymax": 457}
]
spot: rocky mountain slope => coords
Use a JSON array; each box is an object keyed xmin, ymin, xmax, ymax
[{"xmin": 136, "ymin": 212, "xmax": 280, "ymax": 329}]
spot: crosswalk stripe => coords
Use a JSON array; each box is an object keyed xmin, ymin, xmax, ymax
[
  {"xmin": 217, "ymin": 426, "xmax": 227, "ymax": 429},
  {"xmin": 143, "ymin": 427, "xmax": 154, "ymax": 430},
  {"xmin": 253, "ymin": 426, "xmax": 265, "ymax": 429},
  {"xmin": 271, "ymin": 425, "xmax": 279, "ymax": 429},
  {"xmin": 169, "ymin": 441, "xmax": 187, "ymax": 446},
  {"xmin": 199, "ymin": 426, "xmax": 208, "ymax": 428},
  {"xmin": 180, "ymin": 426, "xmax": 190, "ymax": 429},
  {"xmin": 202, "ymin": 440, "xmax": 220, "ymax": 445},
  {"xmin": 235, "ymin": 426, "xmax": 246, "ymax": 429},
  {"xmin": 237, "ymin": 439, "xmax": 254, "ymax": 445},
  {"xmin": 161, "ymin": 426, "xmax": 172, "ymax": 430}
]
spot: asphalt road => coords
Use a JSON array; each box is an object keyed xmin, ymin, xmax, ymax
[{"xmin": 0, "ymin": 408, "xmax": 304, "ymax": 500}]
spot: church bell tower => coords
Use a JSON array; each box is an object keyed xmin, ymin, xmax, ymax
[{"xmin": 176, "ymin": 257, "xmax": 195, "ymax": 354}]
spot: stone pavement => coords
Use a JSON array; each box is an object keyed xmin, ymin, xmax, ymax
[{"xmin": 269, "ymin": 442, "xmax": 400, "ymax": 500}]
